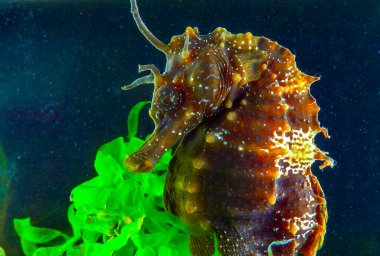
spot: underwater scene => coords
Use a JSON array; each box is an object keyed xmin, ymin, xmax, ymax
[{"xmin": 0, "ymin": 0, "xmax": 378, "ymax": 255}]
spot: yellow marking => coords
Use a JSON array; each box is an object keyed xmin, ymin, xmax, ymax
[
  {"xmin": 144, "ymin": 158, "xmax": 153, "ymax": 169},
  {"xmin": 273, "ymin": 170, "xmax": 280, "ymax": 179},
  {"xmin": 185, "ymin": 27, "xmax": 194, "ymax": 36},
  {"xmin": 186, "ymin": 201, "xmax": 197, "ymax": 213},
  {"xmin": 268, "ymin": 194, "xmax": 276, "ymax": 205},
  {"xmin": 232, "ymin": 73, "xmax": 242, "ymax": 84},
  {"xmin": 269, "ymin": 72, "xmax": 277, "ymax": 80},
  {"xmin": 192, "ymin": 158, "xmax": 205, "ymax": 169},
  {"xmin": 186, "ymin": 181, "xmax": 199, "ymax": 193},
  {"xmin": 182, "ymin": 50, "xmax": 190, "ymax": 60},
  {"xmin": 124, "ymin": 156, "xmax": 139, "ymax": 172},
  {"xmin": 225, "ymin": 100, "xmax": 233, "ymax": 108},
  {"xmin": 155, "ymin": 75, "xmax": 164, "ymax": 85},
  {"xmin": 123, "ymin": 216, "xmax": 133, "ymax": 224},
  {"xmin": 199, "ymin": 220, "xmax": 210, "ymax": 230},
  {"xmin": 289, "ymin": 222, "xmax": 299, "ymax": 235},
  {"xmin": 173, "ymin": 76, "xmax": 180, "ymax": 83},
  {"xmin": 205, "ymin": 133, "xmax": 217, "ymax": 143},
  {"xmin": 244, "ymin": 32, "xmax": 253, "ymax": 39},
  {"xmin": 260, "ymin": 63, "xmax": 267, "ymax": 71},
  {"xmin": 174, "ymin": 174, "xmax": 185, "ymax": 189},
  {"xmin": 241, "ymin": 99, "xmax": 248, "ymax": 106},
  {"xmin": 227, "ymin": 111, "xmax": 237, "ymax": 121},
  {"xmin": 185, "ymin": 110, "xmax": 193, "ymax": 120},
  {"xmin": 215, "ymin": 27, "xmax": 224, "ymax": 33}
]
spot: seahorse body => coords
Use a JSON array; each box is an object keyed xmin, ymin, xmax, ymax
[
  {"xmin": 164, "ymin": 33, "xmax": 331, "ymax": 256},
  {"xmin": 124, "ymin": 1, "xmax": 333, "ymax": 255}
]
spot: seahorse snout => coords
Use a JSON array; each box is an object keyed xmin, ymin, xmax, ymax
[{"xmin": 125, "ymin": 153, "xmax": 154, "ymax": 173}]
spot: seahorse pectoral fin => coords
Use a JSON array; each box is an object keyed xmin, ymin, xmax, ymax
[
  {"xmin": 242, "ymin": 60, "xmax": 264, "ymax": 82},
  {"xmin": 236, "ymin": 50, "xmax": 268, "ymax": 83}
]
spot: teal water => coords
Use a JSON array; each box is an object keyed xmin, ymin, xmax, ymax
[{"xmin": 0, "ymin": 0, "xmax": 378, "ymax": 255}]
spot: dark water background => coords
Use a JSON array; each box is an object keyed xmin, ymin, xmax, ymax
[{"xmin": 0, "ymin": 0, "xmax": 379, "ymax": 255}]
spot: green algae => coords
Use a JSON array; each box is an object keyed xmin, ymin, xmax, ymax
[
  {"xmin": 0, "ymin": 144, "xmax": 7, "ymax": 170},
  {"xmin": 13, "ymin": 102, "xmax": 224, "ymax": 256},
  {"xmin": 0, "ymin": 247, "xmax": 6, "ymax": 256},
  {"xmin": 212, "ymin": 233, "xmax": 221, "ymax": 256},
  {"xmin": 0, "ymin": 143, "xmax": 11, "ymax": 256},
  {"xmin": 127, "ymin": 101, "xmax": 150, "ymax": 139},
  {"xmin": 13, "ymin": 102, "xmax": 191, "ymax": 256}
]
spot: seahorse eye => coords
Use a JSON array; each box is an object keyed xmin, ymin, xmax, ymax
[{"xmin": 157, "ymin": 84, "xmax": 182, "ymax": 111}]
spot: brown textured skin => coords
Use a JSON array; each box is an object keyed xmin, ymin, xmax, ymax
[{"xmin": 126, "ymin": 26, "xmax": 333, "ymax": 256}]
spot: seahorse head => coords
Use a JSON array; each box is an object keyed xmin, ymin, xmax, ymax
[{"xmin": 123, "ymin": 0, "xmax": 239, "ymax": 172}]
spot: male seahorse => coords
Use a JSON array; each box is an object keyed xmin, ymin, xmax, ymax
[{"xmin": 123, "ymin": 1, "xmax": 333, "ymax": 255}]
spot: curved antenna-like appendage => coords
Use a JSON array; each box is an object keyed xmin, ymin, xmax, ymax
[
  {"xmin": 122, "ymin": 64, "xmax": 160, "ymax": 91},
  {"xmin": 121, "ymin": 74, "xmax": 154, "ymax": 91},
  {"xmin": 130, "ymin": 0, "xmax": 168, "ymax": 53},
  {"xmin": 138, "ymin": 64, "xmax": 160, "ymax": 76}
]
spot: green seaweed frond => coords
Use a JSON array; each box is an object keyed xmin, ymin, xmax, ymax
[
  {"xmin": 0, "ymin": 246, "xmax": 6, "ymax": 256},
  {"xmin": 0, "ymin": 144, "xmax": 7, "ymax": 170},
  {"xmin": 13, "ymin": 102, "xmax": 190, "ymax": 256}
]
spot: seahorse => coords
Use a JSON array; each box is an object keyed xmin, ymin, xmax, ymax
[{"xmin": 123, "ymin": 1, "xmax": 333, "ymax": 255}]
